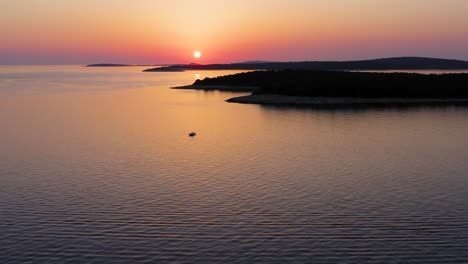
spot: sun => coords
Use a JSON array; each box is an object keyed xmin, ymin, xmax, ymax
[{"xmin": 193, "ymin": 51, "xmax": 201, "ymax": 58}]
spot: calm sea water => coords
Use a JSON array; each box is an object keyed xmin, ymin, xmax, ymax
[{"xmin": 1, "ymin": 66, "xmax": 468, "ymax": 263}]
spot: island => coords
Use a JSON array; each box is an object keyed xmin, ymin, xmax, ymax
[
  {"xmin": 86, "ymin": 64, "xmax": 131, "ymax": 67},
  {"xmin": 86, "ymin": 63, "xmax": 163, "ymax": 67},
  {"xmin": 143, "ymin": 57, "xmax": 468, "ymax": 72},
  {"xmin": 186, "ymin": 70, "xmax": 468, "ymax": 106}
]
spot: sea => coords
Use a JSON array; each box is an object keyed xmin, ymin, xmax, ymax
[{"xmin": 1, "ymin": 65, "xmax": 468, "ymax": 263}]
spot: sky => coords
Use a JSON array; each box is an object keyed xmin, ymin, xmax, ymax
[{"xmin": 2, "ymin": 0, "xmax": 468, "ymax": 64}]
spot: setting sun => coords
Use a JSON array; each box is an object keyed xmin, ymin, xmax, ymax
[{"xmin": 194, "ymin": 51, "xmax": 202, "ymax": 58}]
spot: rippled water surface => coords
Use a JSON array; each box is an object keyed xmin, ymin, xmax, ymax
[{"xmin": 1, "ymin": 66, "xmax": 468, "ymax": 263}]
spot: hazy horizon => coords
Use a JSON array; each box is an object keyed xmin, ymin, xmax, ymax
[
  {"xmin": 2, "ymin": 0, "xmax": 468, "ymax": 65},
  {"xmin": 4, "ymin": 56, "xmax": 468, "ymax": 66}
]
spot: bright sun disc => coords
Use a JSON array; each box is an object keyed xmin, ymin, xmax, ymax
[{"xmin": 194, "ymin": 51, "xmax": 201, "ymax": 58}]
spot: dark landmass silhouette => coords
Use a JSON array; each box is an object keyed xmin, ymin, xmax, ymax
[
  {"xmin": 144, "ymin": 57, "xmax": 468, "ymax": 72},
  {"xmin": 235, "ymin": 60, "xmax": 272, "ymax": 64},
  {"xmin": 190, "ymin": 70, "xmax": 468, "ymax": 106},
  {"xmin": 144, "ymin": 67, "xmax": 185, "ymax": 72},
  {"xmin": 172, "ymin": 84, "xmax": 257, "ymax": 92},
  {"xmin": 86, "ymin": 63, "xmax": 169, "ymax": 67},
  {"xmin": 87, "ymin": 64, "xmax": 131, "ymax": 67}
]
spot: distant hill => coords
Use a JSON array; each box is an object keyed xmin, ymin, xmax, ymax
[
  {"xmin": 235, "ymin": 60, "xmax": 272, "ymax": 64},
  {"xmin": 143, "ymin": 57, "xmax": 468, "ymax": 72}
]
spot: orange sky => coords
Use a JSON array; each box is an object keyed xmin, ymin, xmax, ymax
[{"xmin": 2, "ymin": 0, "xmax": 468, "ymax": 64}]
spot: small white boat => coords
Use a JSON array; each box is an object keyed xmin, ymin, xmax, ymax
[{"xmin": 189, "ymin": 132, "xmax": 196, "ymax": 137}]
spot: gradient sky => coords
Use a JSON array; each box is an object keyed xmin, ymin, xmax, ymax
[{"xmin": 2, "ymin": 0, "xmax": 468, "ymax": 64}]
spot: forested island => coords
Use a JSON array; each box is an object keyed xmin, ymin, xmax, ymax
[{"xmin": 190, "ymin": 70, "xmax": 468, "ymax": 106}]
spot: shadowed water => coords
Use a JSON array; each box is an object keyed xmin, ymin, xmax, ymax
[{"xmin": 1, "ymin": 66, "xmax": 468, "ymax": 263}]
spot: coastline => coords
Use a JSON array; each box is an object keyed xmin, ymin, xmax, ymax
[
  {"xmin": 172, "ymin": 85, "xmax": 258, "ymax": 92},
  {"xmin": 171, "ymin": 70, "xmax": 468, "ymax": 107},
  {"xmin": 227, "ymin": 94, "xmax": 468, "ymax": 106}
]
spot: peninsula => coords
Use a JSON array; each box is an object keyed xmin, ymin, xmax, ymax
[{"xmin": 189, "ymin": 70, "xmax": 468, "ymax": 106}]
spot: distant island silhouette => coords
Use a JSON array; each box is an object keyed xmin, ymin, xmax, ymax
[
  {"xmin": 87, "ymin": 64, "xmax": 131, "ymax": 67},
  {"xmin": 187, "ymin": 70, "xmax": 468, "ymax": 106},
  {"xmin": 144, "ymin": 57, "xmax": 468, "ymax": 72},
  {"xmin": 86, "ymin": 63, "xmax": 167, "ymax": 67}
]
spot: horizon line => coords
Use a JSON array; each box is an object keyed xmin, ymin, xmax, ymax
[{"xmin": 2, "ymin": 56, "xmax": 468, "ymax": 66}]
